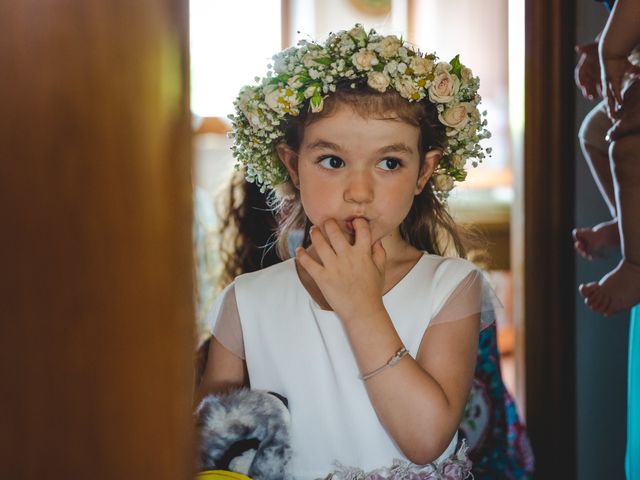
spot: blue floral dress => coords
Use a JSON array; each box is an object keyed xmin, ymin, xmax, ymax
[
  {"xmin": 627, "ymin": 306, "xmax": 640, "ymax": 480},
  {"xmin": 458, "ymin": 324, "xmax": 535, "ymax": 479}
]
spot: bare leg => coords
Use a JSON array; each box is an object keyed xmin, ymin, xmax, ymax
[
  {"xmin": 574, "ymin": 101, "xmax": 620, "ymax": 259},
  {"xmin": 580, "ymin": 78, "xmax": 640, "ymax": 315}
]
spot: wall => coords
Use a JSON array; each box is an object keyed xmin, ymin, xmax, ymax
[{"xmin": 575, "ymin": 3, "xmax": 629, "ymax": 479}]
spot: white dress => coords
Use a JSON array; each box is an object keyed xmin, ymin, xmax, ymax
[{"xmin": 208, "ymin": 253, "xmax": 497, "ymax": 479}]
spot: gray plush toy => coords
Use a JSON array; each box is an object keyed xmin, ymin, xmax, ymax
[{"xmin": 196, "ymin": 389, "xmax": 292, "ymax": 480}]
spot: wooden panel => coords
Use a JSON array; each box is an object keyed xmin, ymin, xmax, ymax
[
  {"xmin": 0, "ymin": 1, "xmax": 195, "ymax": 478},
  {"xmin": 522, "ymin": 0, "xmax": 577, "ymax": 477}
]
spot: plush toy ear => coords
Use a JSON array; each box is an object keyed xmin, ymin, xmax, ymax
[{"xmin": 268, "ymin": 391, "xmax": 288, "ymax": 409}]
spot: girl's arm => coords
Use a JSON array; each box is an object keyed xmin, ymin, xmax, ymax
[
  {"xmin": 195, "ymin": 337, "xmax": 248, "ymax": 407},
  {"xmin": 296, "ymin": 219, "xmax": 480, "ymax": 464},
  {"xmin": 340, "ymin": 303, "xmax": 479, "ymax": 465},
  {"xmin": 195, "ymin": 286, "xmax": 249, "ymax": 407}
]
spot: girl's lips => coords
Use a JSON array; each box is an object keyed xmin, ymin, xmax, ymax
[
  {"xmin": 345, "ymin": 217, "xmax": 367, "ymax": 233},
  {"xmin": 346, "ymin": 221, "xmax": 355, "ymax": 233}
]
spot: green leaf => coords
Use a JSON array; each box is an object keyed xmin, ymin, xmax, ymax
[
  {"xmin": 450, "ymin": 54, "xmax": 462, "ymax": 77},
  {"xmin": 314, "ymin": 57, "xmax": 333, "ymax": 66},
  {"xmin": 311, "ymin": 91, "xmax": 322, "ymax": 109}
]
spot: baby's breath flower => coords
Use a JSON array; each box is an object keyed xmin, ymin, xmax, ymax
[{"xmin": 348, "ymin": 25, "xmax": 367, "ymax": 43}]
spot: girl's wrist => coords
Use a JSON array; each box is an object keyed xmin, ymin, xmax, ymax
[{"xmin": 338, "ymin": 300, "xmax": 388, "ymax": 327}]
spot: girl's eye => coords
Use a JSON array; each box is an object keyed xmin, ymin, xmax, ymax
[
  {"xmin": 318, "ymin": 156, "xmax": 345, "ymax": 169},
  {"xmin": 377, "ymin": 158, "xmax": 401, "ymax": 171}
]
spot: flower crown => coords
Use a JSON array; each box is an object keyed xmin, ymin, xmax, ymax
[{"xmin": 229, "ymin": 25, "xmax": 491, "ymax": 197}]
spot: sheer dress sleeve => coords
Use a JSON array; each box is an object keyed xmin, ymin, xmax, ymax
[
  {"xmin": 204, "ymin": 283, "xmax": 245, "ymax": 360},
  {"xmin": 429, "ymin": 269, "xmax": 501, "ymax": 330}
]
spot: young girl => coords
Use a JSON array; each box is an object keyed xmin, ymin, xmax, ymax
[{"xmin": 197, "ymin": 25, "xmax": 497, "ymax": 479}]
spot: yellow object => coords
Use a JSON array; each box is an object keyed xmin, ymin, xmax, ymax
[{"xmin": 196, "ymin": 470, "xmax": 252, "ymax": 480}]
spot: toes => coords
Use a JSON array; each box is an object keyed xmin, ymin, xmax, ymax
[
  {"xmin": 580, "ymin": 283, "xmax": 610, "ymax": 315},
  {"xmin": 579, "ymin": 282, "xmax": 598, "ymax": 297},
  {"xmin": 590, "ymin": 288, "xmax": 612, "ymax": 315},
  {"xmin": 574, "ymin": 240, "xmax": 592, "ymax": 260},
  {"xmin": 573, "ymin": 232, "xmax": 594, "ymax": 260},
  {"xmin": 592, "ymin": 290, "xmax": 609, "ymax": 314}
]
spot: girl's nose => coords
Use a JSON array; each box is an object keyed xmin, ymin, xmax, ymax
[{"xmin": 344, "ymin": 173, "xmax": 374, "ymax": 204}]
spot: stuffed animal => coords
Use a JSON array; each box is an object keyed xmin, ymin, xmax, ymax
[{"xmin": 196, "ymin": 389, "xmax": 292, "ymax": 480}]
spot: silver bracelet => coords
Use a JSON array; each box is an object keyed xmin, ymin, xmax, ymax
[{"xmin": 360, "ymin": 346, "xmax": 409, "ymax": 381}]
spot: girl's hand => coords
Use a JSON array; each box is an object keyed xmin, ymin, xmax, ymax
[
  {"xmin": 600, "ymin": 56, "xmax": 640, "ymax": 119},
  {"xmin": 296, "ymin": 218, "xmax": 386, "ymax": 322}
]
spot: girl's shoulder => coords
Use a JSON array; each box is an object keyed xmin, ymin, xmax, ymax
[
  {"xmin": 417, "ymin": 253, "xmax": 482, "ymax": 300},
  {"xmin": 420, "ymin": 253, "xmax": 480, "ymax": 280},
  {"xmin": 233, "ymin": 258, "xmax": 297, "ymax": 299},
  {"xmin": 235, "ymin": 258, "xmax": 294, "ymax": 283}
]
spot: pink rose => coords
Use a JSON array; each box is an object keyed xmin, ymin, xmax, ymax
[
  {"xmin": 438, "ymin": 103, "xmax": 473, "ymax": 131},
  {"xmin": 428, "ymin": 70, "xmax": 460, "ymax": 103}
]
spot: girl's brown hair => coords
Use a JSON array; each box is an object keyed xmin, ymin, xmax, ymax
[
  {"xmin": 271, "ymin": 83, "xmax": 476, "ymax": 260},
  {"xmin": 216, "ymin": 169, "xmax": 281, "ymax": 292}
]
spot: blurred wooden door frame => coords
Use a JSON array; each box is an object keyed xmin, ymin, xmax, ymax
[
  {"xmin": 0, "ymin": 1, "xmax": 195, "ymax": 478},
  {"xmin": 516, "ymin": 0, "xmax": 577, "ymax": 477}
]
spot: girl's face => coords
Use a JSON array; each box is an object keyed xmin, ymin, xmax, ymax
[{"xmin": 279, "ymin": 103, "xmax": 439, "ymax": 246}]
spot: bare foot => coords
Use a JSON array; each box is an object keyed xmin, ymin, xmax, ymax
[
  {"xmin": 572, "ymin": 219, "xmax": 620, "ymax": 260},
  {"xmin": 579, "ymin": 259, "xmax": 640, "ymax": 316}
]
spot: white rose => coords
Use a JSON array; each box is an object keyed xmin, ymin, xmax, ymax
[
  {"xmin": 263, "ymin": 84, "xmax": 282, "ymax": 112},
  {"xmin": 383, "ymin": 60, "xmax": 398, "ymax": 75},
  {"xmin": 237, "ymin": 87, "xmax": 254, "ymax": 115},
  {"xmin": 287, "ymin": 75, "xmax": 303, "ymax": 89},
  {"xmin": 461, "ymin": 66, "xmax": 474, "ymax": 82},
  {"xmin": 450, "ymin": 154, "xmax": 466, "ymax": 169},
  {"xmin": 410, "ymin": 56, "xmax": 434, "ymax": 76},
  {"xmin": 394, "ymin": 77, "xmax": 419, "ymax": 100},
  {"xmin": 348, "ymin": 25, "xmax": 367, "ymax": 42},
  {"xmin": 247, "ymin": 112, "xmax": 262, "ymax": 130},
  {"xmin": 378, "ymin": 36, "xmax": 402, "ymax": 59},
  {"xmin": 438, "ymin": 103, "xmax": 472, "ymax": 130},
  {"xmin": 304, "ymin": 85, "xmax": 317, "ymax": 99},
  {"xmin": 428, "ymin": 70, "xmax": 461, "ymax": 103},
  {"xmin": 351, "ymin": 49, "xmax": 378, "ymax": 71},
  {"xmin": 433, "ymin": 173, "xmax": 455, "ymax": 192},
  {"xmin": 367, "ymin": 71, "xmax": 390, "ymax": 92},
  {"xmin": 434, "ymin": 62, "xmax": 451, "ymax": 75}
]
